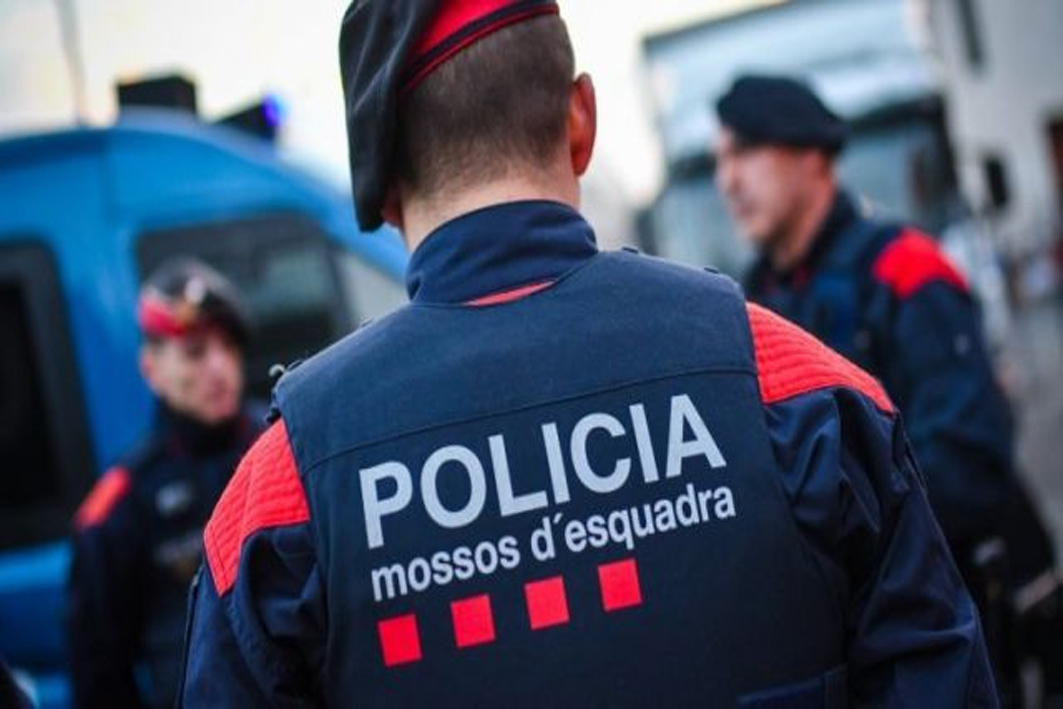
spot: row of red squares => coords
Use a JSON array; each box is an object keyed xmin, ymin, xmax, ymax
[{"xmin": 378, "ymin": 558, "xmax": 642, "ymax": 667}]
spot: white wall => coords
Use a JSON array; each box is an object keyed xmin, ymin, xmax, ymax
[{"xmin": 921, "ymin": 0, "xmax": 1063, "ymax": 250}]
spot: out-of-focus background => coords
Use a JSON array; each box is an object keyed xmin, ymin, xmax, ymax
[{"xmin": 0, "ymin": 1, "xmax": 1060, "ymax": 706}]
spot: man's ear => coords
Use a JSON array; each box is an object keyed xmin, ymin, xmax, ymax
[
  {"xmin": 568, "ymin": 73, "xmax": 597, "ymax": 177},
  {"xmin": 381, "ymin": 185, "xmax": 405, "ymax": 231}
]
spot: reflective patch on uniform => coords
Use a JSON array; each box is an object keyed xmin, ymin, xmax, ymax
[
  {"xmin": 155, "ymin": 480, "xmax": 196, "ymax": 519},
  {"xmin": 74, "ymin": 467, "xmax": 132, "ymax": 529},
  {"xmin": 1015, "ymin": 570, "xmax": 1062, "ymax": 615}
]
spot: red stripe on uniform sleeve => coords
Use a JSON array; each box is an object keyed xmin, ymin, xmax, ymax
[
  {"xmin": 203, "ymin": 420, "xmax": 310, "ymax": 596},
  {"xmin": 872, "ymin": 228, "xmax": 969, "ymax": 298},
  {"xmin": 747, "ymin": 303, "xmax": 894, "ymax": 413},
  {"xmin": 74, "ymin": 467, "xmax": 132, "ymax": 529}
]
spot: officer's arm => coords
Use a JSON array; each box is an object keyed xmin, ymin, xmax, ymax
[
  {"xmin": 178, "ymin": 421, "xmax": 323, "ymax": 707},
  {"xmin": 749, "ymin": 304, "xmax": 998, "ymax": 706},
  {"xmin": 66, "ymin": 468, "xmax": 146, "ymax": 708},
  {"xmin": 872, "ymin": 230, "xmax": 1014, "ymax": 543}
]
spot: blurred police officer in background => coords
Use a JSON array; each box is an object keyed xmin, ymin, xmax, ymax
[
  {"xmin": 714, "ymin": 73, "xmax": 1063, "ymax": 704},
  {"xmin": 180, "ymin": 2, "xmax": 995, "ymax": 706},
  {"xmin": 67, "ymin": 258, "xmax": 264, "ymax": 708}
]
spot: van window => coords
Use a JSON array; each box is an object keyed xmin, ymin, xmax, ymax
[
  {"xmin": 137, "ymin": 213, "xmax": 405, "ymax": 399},
  {"xmin": 0, "ymin": 243, "xmax": 94, "ymax": 550}
]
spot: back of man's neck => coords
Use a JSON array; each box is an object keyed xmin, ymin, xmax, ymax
[{"xmin": 401, "ymin": 172, "xmax": 579, "ymax": 251}]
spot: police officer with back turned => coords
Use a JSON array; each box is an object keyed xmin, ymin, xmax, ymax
[{"xmin": 180, "ymin": 3, "xmax": 996, "ymax": 706}]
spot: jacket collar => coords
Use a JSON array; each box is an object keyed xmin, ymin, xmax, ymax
[
  {"xmin": 747, "ymin": 189, "xmax": 860, "ymax": 290},
  {"xmin": 405, "ymin": 200, "xmax": 598, "ymax": 304},
  {"xmin": 155, "ymin": 402, "xmax": 254, "ymax": 458}
]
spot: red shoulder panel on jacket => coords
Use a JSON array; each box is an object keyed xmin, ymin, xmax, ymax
[
  {"xmin": 872, "ymin": 228, "xmax": 969, "ymax": 298},
  {"xmin": 747, "ymin": 303, "xmax": 894, "ymax": 413},
  {"xmin": 204, "ymin": 420, "xmax": 310, "ymax": 596},
  {"xmin": 74, "ymin": 467, "xmax": 132, "ymax": 530}
]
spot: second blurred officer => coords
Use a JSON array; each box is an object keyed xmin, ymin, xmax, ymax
[
  {"xmin": 67, "ymin": 258, "xmax": 264, "ymax": 708},
  {"xmin": 714, "ymin": 74, "xmax": 1063, "ymax": 702}
]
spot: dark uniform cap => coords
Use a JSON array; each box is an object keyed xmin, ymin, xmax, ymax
[
  {"xmin": 339, "ymin": 0, "xmax": 560, "ymax": 231},
  {"xmin": 715, "ymin": 74, "xmax": 848, "ymax": 155},
  {"xmin": 137, "ymin": 257, "xmax": 250, "ymax": 346}
]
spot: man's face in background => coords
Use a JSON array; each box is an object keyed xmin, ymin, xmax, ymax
[
  {"xmin": 141, "ymin": 326, "xmax": 244, "ymax": 426},
  {"xmin": 715, "ymin": 126, "xmax": 826, "ymax": 253}
]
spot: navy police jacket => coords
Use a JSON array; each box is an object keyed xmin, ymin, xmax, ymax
[
  {"xmin": 744, "ymin": 192, "xmax": 1050, "ymax": 581},
  {"xmin": 67, "ymin": 405, "xmax": 263, "ymax": 708},
  {"xmin": 180, "ymin": 201, "xmax": 995, "ymax": 707}
]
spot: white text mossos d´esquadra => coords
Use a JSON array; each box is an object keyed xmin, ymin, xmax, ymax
[{"xmin": 358, "ymin": 393, "xmax": 728, "ymax": 550}]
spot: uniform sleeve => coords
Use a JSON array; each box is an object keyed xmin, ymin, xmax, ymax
[
  {"xmin": 749, "ymin": 303, "xmax": 998, "ymax": 707},
  {"xmin": 66, "ymin": 467, "xmax": 147, "ymax": 709},
  {"xmin": 872, "ymin": 230, "xmax": 1014, "ymax": 546},
  {"xmin": 178, "ymin": 420, "xmax": 324, "ymax": 708}
]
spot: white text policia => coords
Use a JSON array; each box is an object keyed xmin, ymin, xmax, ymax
[{"xmin": 359, "ymin": 393, "xmax": 729, "ymax": 550}]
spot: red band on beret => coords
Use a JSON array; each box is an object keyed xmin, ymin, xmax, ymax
[
  {"xmin": 416, "ymin": 0, "xmax": 513, "ymax": 59},
  {"xmin": 138, "ymin": 295, "xmax": 193, "ymax": 339},
  {"xmin": 405, "ymin": 0, "xmax": 559, "ymax": 91}
]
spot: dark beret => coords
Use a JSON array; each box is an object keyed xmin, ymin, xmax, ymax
[
  {"xmin": 339, "ymin": 0, "xmax": 559, "ymax": 232},
  {"xmin": 339, "ymin": 0, "xmax": 439, "ymax": 232},
  {"xmin": 715, "ymin": 74, "xmax": 848, "ymax": 155},
  {"xmin": 138, "ymin": 257, "xmax": 250, "ymax": 345}
]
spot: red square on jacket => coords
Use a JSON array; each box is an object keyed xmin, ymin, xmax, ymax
[
  {"xmin": 525, "ymin": 576, "xmax": 570, "ymax": 629},
  {"xmin": 598, "ymin": 558, "xmax": 642, "ymax": 612},
  {"xmin": 378, "ymin": 614, "xmax": 422, "ymax": 666},
  {"xmin": 452, "ymin": 594, "xmax": 496, "ymax": 648}
]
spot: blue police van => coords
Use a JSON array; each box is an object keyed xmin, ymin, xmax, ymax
[{"xmin": 0, "ymin": 109, "xmax": 408, "ymax": 706}]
